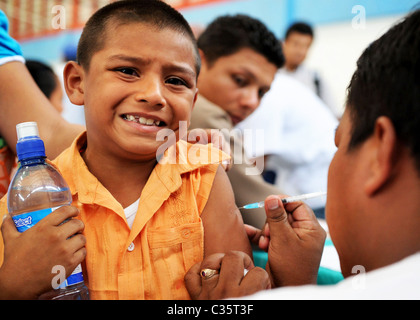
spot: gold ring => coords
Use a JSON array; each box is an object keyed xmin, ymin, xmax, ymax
[{"xmin": 200, "ymin": 268, "xmax": 219, "ymax": 280}]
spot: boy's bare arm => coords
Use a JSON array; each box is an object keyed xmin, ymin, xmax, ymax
[{"xmin": 201, "ymin": 166, "xmax": 252, "ymax": 258}]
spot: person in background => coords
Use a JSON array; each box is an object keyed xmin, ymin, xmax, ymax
[
  {"xmin": 1, "ymin": 60, "xmax": 66, "ymax": 197},
  {"xmin": 280, "ymin": 22, "xmax": 337, "ymax": 117},
  {"xmin": 0, "ymin": 9, "xmax": 86, "ymax": 300},
  {"xmin": 185, "ymin": 9, "xmax": 420, "ymax": 300},
  {"xmin": 26, "ymin": 60, "xmax": 64, "ymax": 114},
  {"xmin": 0, "ymin": 11, "xmax": 84, "ymax": 160},
  {"xmin": 189, "ymin": 14, "xmax": 285, "ymax": 229},
  {"xmin": 237, "ymin": 72, "xmax": 338, "ymax": 219}
]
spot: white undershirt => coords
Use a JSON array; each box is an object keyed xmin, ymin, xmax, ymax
[{"xmin": 123, "ymin": 198, "xmax": 140, "ymax": 229}]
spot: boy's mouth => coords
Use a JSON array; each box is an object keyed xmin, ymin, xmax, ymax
[{"xmin": 121, "ymin": 114, "xmax": 166, "ymax": 127}]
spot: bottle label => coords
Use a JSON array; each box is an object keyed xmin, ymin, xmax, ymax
[
  {"xmin": 12, "ymin": 207, "xmax": 58, "ymax": 233},
  {"xmin": 65, "ymin": 264, "xmax": 84, "ymax": 287}
]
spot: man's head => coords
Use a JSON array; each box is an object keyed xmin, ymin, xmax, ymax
[
  {"xmin": 197, "ymin": 14, "xmax": 284, "ymax": 125},
  {"xmin": 326, "ymin": 10, "xmax": 420, "ymax": 277},
  {"xmin": 346, "ymin": 11, "xmax": 420, "ymax": 173},
  {"xmin": 65, "ymin": 0, "xmax": 200, "ymax": 161},
  {"xmin": 282, "ymin": 22, "xmax": 313, "ymax": 71}
]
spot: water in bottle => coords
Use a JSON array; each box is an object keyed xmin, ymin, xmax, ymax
[{"xmin": 7, "ymin": 122, "xmax": 89, "ymax": 300}]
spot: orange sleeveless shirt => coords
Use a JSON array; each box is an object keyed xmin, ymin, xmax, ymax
[{"xmin": 0, "ymin": 133, "xmax": 229, "ymax": 300}]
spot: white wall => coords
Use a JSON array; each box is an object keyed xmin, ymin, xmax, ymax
[{"xmin": 304, "ymin": 15, "xmax": 404, "ymax": 117}]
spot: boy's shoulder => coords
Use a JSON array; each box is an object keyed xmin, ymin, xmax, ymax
[
  {"xmin": 51, "ymin": 131, "xmax": 86, "ymax": 167},
  {"xmin": 158, "ymin": 140, "xmax": 230, "ymax": 173}
]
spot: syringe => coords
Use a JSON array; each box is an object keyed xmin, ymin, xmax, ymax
[{"xmin": 238, "ymin": 191, "xmax": 327, "ymax": 210}]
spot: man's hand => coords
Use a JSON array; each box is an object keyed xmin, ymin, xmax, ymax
[
  {"xmin": 185, "ymin": 251, "xmax": 270, "ymax": 300},
  {"xmin": 0, "ymin": 206, "xmax": 86, "ymax": 300},
  {"xmin": 260, "ymin": 195, "xmax": 326, "ymax": 287}
]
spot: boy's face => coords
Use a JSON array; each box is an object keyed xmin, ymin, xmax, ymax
[
  {"xmin": 198, "ymin": 48, "xmax": 278, "ymax": 125},
  {"xmin": 73, "ymin": 22, "xmax": 198, "ymax": 160}
]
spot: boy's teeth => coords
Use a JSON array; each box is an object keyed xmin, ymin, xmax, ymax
[{"xmin": 124, "ymin": 115, "xmax": 161, "ymax": 126}]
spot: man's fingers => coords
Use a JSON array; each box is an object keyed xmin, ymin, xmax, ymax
[
  {"xmin": 264, "ymin": 195, "xmax": 295, "ymax": 242},
  {"xmin": 218, "ymin": 251, "xmax": 254, "ymax": 287},
  {"xmin": 241, "ymin": 267, "xmax": 271, "ymax": 292},
  {"xmin": 185, "ymin": 253, "xmax": 225, "ymax": 300},
  {"xmin": 244, "ymin": 224, "xmax": 262, "ymax": 245},
  {"xmin": 184, "ymin": 262, "xmax": 203, "ymax": 300}
]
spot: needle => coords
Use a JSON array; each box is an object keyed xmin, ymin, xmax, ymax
[{"xmin": 238, "ymin": 191, "xmax": 327, "ymax": 210}]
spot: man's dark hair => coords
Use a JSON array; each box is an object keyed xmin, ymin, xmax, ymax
[
  {"xmin": 346, "ymin": 9, "xmax": 420, "ymax": 172},
  {"xmin": 285, "ymin": 22, "xmax": 314, "ymax": 39},
  {"xmin": 77, "ymin": 0, "xmax": 200, "ymax": 73},
  {"xmin": 197, "ymin": 14, "xmax": 284, "ymax": 69},
  {"xmin": 25, "ymin": 60, "xmax": 58, "ymax": 99}
]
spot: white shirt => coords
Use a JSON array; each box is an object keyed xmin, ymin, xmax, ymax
[
  {"xmin": 279, "ymin": 65, "xmax": 338, "ymax": 118},
  {"xmin": 123, "ymin": 198, "xmax": 140, "ymax": 229},
  {"xmin": 243, "ymin": 252, "xmax": 420, "ymax": 300},
  {"xmin": 237, "ymin": 73, "xmax": 338, "ymax": 209}
]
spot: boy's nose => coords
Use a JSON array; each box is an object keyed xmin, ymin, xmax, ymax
[{"xmin": 134, "ymin": 76, "xmax": 166, "ymax": 108}]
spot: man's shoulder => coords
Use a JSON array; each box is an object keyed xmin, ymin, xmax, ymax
[{"xmin": 190, "ymin": 95, "xmax": 232, "ymax": 130}]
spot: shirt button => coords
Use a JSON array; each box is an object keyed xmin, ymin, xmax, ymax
[
  {"xmin": 181, "ymin": 228, "xmax": 191, "ymax": 239},
  {"xmin": 127, "ymin": 242, "xmax": 135, "ymax": 252}
]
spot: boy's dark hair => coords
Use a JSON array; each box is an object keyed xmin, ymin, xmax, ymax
[
  {"xmin": 77, "ymin": 0, "xmax": 200, "ymax": 74},
  {"xmin": 197, "ymin": 14, "xmax": 284, "ymax": 69},
  {"xmin": 346, "ymin": 9, "xmax": 420, "ymax": 172},
  {"xmin": 285, "ymin": 22, "xmax": 314, "ymax": 39},
  {"xmin": 25, "ymin": 60, "xmax": 58, "ymax": 99}
]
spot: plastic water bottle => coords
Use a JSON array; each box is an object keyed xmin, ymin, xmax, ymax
[{"xmin": 7, "ymin": 122, "xmax": 89, "ymax": 300}]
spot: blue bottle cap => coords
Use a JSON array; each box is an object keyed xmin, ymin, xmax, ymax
[{"xmin": 15, "ymin": 122, "xmax": 46, "ymax": 161}]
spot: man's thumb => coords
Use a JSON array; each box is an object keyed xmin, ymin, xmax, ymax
[
  {"xmin": 264, "ymin": 195, "xmax": 291, "ymax": 234},
  {"xmin": 1, "ymin": 214, "xmax": 18, "ymax": 241}
]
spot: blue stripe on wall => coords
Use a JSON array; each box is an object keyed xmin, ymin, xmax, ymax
[{"xmin": 19, "ymin": 0, "xmax": 419, "ymax": 63}]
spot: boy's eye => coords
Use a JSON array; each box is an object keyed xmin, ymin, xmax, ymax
[
  {"xmin": 166, "ymin": 77, "xmax": 188, "ymax": 87},
  {"xmin": 115, "ymin": 67, "xmax": 139, "ymax": 77}
]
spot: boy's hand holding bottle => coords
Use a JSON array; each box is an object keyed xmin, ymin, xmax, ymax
[{"xmin": 0, "ymin": 207, "xmax": 86, "ymax": 300}]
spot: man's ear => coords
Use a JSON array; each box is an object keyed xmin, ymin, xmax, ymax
[
  {"xmin": 63, "ymin": 61, "xmax": 85, "ymax": 106},
  {"xmin": 364, "ymin": 116, "xmax": 397, "ymax": 196}
]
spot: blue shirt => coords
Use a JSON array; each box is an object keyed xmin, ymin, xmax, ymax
[{"xmin": 0, "ymin": 10, "xmax": 24, "ymax": 65}]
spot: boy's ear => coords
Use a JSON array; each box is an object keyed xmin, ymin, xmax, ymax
[
  {"xmin": 63, "ymin": 61, "xmax": 85, "ymax": 106},
  {"xmin": 364, "ymin": 116, "xmax": 397, "ymax": 196}
]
